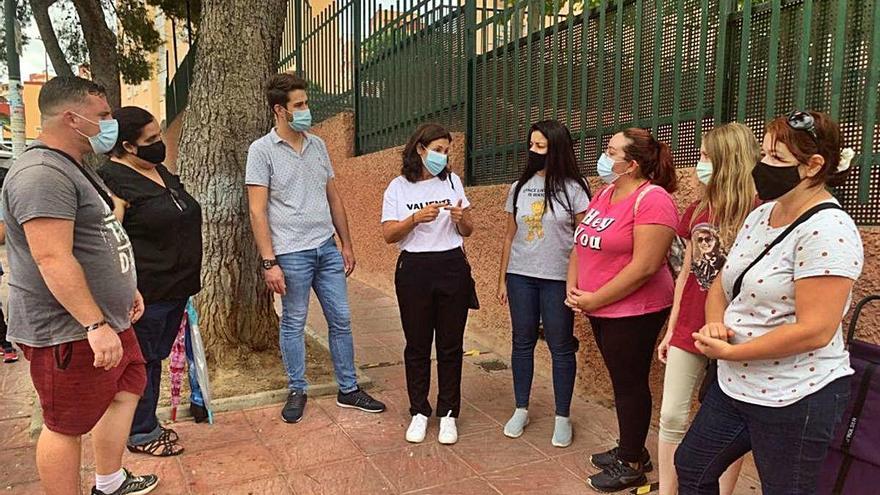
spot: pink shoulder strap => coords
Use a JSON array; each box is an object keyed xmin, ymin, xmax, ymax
[{"xmin": 634, "ymin": 184, "xmax": 660, "ymax": 215}]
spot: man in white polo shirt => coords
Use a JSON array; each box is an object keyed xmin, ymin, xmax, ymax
[{"xmin": 246, "ymin": 73, "xmax": 385, "ymax": 424}]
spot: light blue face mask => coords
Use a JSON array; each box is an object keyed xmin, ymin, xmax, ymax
[
  {"xmin": 73, "ymin": 112, "xmax": 119, "ymax": 155},
  {"xmin": 696, "ymin": 160, "xmax": 713, "ymax": 185},
  {"xmin": 423, "ymin": 149, "xmax": 448, "ymax": 176},
  {"xmin": 597, "ymin": 152, "xmax": 628, "ymax": 184},
  {"xmin": 287, "ymin": 108, "xmax": 312, "ymax": 132}
]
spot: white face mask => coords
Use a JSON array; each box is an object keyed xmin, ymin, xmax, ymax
[
  {"xmin": 597, "ymin": 153, "xmax": 630, "ymax": 184},
  {"xmin": 696, "ymin": 160, "xmax": 713, "ymax": 185}
]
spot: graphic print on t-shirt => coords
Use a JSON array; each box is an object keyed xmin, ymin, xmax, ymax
[
  {"xmin": 691, "ymin": 222, "xmax": 726, "ymax": 290},
  {"xmin": 101, "ymin": 208, "xmax": 135, "ymax": 275},
  {"xmin": 524, "ymin": 200, "xmax": 545, "ymax": 241},
  {"xmin": 574, "ymin": 207, "xmax": 616, "ymax": 250},
  {"xmin": 406, "ymin": 198, "xmax": 452, "ymax": 211}
]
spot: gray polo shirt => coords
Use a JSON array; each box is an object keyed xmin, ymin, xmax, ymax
[{"xmin": 245, "ymin": 129, "xmax": 336, "ymax": 255}]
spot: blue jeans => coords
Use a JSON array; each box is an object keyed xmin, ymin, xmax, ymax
[
  {"xmin": 676, "ymin": 378, "xmax": 851, "ymax": 495},
  {"xmin": 277, "ymin": 237, "xmax": 358, "ymax": 394},
  {"xmin": 506, "ymin": 274, "xmax": 578, "ymax": 417},
  {"xmin": 129, "ymin": 298, "xmax": 188, "ymax": 446}
]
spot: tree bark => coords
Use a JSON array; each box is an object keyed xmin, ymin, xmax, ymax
[
  {"xmin": 30, "ymin": 0, "xmax": 75, "ymax": 78},
  {"xmin": 71, "ymin": 0, "xmax": 121, "ymax": 108},
  {"xmin": 177, "ymin": 0, "xmax": 288, "ymax": 362}
]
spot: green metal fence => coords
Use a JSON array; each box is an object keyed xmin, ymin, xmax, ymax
[{"xmin": 168, "ymin": 0, "xmax": 880, "ymax": 224}]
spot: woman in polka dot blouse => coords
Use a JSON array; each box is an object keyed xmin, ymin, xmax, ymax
[{"xmin": 675, "ymin": 111, "xmax": 864, "ymax": 494}]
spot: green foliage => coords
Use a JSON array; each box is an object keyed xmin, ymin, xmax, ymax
[
  {"xmin": 116, "ymin": 0, "xmax": 164, "ymax": 84},
  {"xmin": 0, "ymin": 0, "xmax": 33, "ymax": 77}
]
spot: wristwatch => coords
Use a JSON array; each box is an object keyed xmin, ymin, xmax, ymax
[{"xmin": 261, "ymin": 259, "xmax": 278, "ymax": 270}]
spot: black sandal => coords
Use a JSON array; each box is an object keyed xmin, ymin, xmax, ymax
[{"xmin": 127, "ymin": 427, "xmax": 184, "ymax": 457}]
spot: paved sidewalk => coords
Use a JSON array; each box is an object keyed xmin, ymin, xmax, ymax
[{"xmin": 1, "ymin": 278, "xmax": 761, "ymax": 494}]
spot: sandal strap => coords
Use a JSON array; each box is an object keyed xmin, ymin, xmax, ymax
[{"xmin": 129, "ymin": 428, "xmax": 183, "ymax": 457}]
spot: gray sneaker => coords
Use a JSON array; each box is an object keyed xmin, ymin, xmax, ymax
[{"xmin": 90, "ymin": 469, "xmax": 158, "ymax": 495}]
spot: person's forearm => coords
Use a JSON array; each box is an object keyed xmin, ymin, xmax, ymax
[
  {"xmin": 498, "ymin": 238, "xmax": 513, "ymax": 286},
  {"xmin": 330, "ymin": 197, "xmax": 354, "ymax": 248},
  {"xmin": 457, "ymin": 211, "xmax": 474, "ymax": 237},
  {"xmin": 704, "ymin": 278, "xmax": 727, "ymax": 323},
  {"xmin": 667, "ymin": 264, "xmax": 690, "ymax": 332},
  {"xmin": 566, "ymin": 251, "xmax": 578, "ymax": 291},
  {"xmin": 249, "ymin": 210, "xmax": 276, "ymax": 260},
  {"xmin": 383, "ymin": 216, "xmax": 418, "ymax": 244},
  {"xmin": 36, "ymin": 254, "xmax": 106, "ymax": 326},
  {"xmin": 727, "ymin": 323, "xmax": 835, "ymax": 361},
  {"xmin": 591, "ymin": 261, "xmax": 659, "ymax": 309}
]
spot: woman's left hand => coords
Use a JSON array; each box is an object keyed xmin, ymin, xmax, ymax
[
  {"xmin": 130, "ymin": 290, "xmax": 145, "ymax": 324},
  {"xmin": 565, "ymin": 287, "xmax": 597, "ymax": 313},
  {"xmin": 446, "ymin": 200, "xmax": 465, "ymax": 224},
  {"xmin": 692, "ymin": 332, "xmax": 734, "ymax": 360}
]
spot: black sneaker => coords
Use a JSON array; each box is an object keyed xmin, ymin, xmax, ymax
[
  {"xmin": 336, "ymin": 388, "xmax": 386, "ymax": 413},
  {"xmin": 589, "ymin": 445, "xmax": 653, "ymax": 472},
  {"xmin": 587, "ymin": 459, "xmax": 648, "ymax": 493},
  {"xmin": 91, "ymin": 468, "xmax": 159, "ymax": 495},
  {"xmin": 281, "ymin": 390, "xmax": 307, "ymax": 423}
]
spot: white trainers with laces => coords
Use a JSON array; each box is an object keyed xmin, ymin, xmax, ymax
[
  {"xmin": 438, "ymin": 411, "xmax": 458, "ymax": 445},
  {"xmin": 406, "ymin": 414, "xmax": 429, "ymax": 443}
]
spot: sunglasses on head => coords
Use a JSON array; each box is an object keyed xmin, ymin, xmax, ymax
[{"xmin": 786, "ymin": 110, "xmax": 818, "ymax": 142}]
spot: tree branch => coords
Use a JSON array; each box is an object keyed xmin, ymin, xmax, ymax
[
  {"xmin": 71, "ymin": 0, "xmax": 121, "ymax": 107},
  {"xmin": 30, "ymin": 0, "xmax": 75, "ymax": 78}
]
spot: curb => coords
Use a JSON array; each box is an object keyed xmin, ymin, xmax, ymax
[{"xmin": 29, "ymin": 325, "xmax": 373, "ymax": 439}]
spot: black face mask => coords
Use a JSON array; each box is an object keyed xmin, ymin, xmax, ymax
[
  {"xmin": 135, "ymin": 141, "xmax": 166, "ymax": 165},
  {"xmin": 751, "ymin": 160, "xmax": 803, "ymax": 201},
  {"xmin": 528, "ymin": 150, "xmax": 547, "ymax": 170}
]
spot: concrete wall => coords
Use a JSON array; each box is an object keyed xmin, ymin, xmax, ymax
[{"xmin": 308, "ymin": 112, "xmax": 880, "ymax": 412}]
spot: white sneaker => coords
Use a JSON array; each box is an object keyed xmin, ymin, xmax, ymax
[
  {"xmin": 438, "ymin": 412, "xmax": 458, "ymax": 445},
  {"xmin": 406, "ymin": 414, "xmax": 429, "ymax": 443}
]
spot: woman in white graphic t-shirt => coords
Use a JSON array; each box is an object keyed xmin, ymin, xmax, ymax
[
  {"xmin": 381, "ymin": 123, "xmax": 474, "ymax": 446},
  {"xmin": 676, "ymin": 111, "xmax": 864, "ymax": 494}
]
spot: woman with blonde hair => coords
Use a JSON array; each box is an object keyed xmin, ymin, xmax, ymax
[{"xmin": 655, "ymin": 123, "xmax": 759, "ymax": 494}]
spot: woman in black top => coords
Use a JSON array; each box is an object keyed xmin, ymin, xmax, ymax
[{"xmin": 97, "ymin": 106, "xmax": 202, "ymax": 457}]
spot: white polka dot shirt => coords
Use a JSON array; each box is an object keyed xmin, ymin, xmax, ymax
[{"xmin": 719, "ymin": 200, "xmax": 863, "ymax": 407}]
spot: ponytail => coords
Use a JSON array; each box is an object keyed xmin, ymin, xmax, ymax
[
  {"xmin": 621, "ymin": 128, "xmax": 678, "ymax": 193},
  {"xmin": 652, "ymin": 141, "xmax": 678, "ymax": 192}
]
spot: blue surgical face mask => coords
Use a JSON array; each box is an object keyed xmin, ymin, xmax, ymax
[
  {"xmin": 423, "ymin": 148, "xmax": 448, "ymax": 176},
  {"xmin": 73, "ymin": 112, "xmax": 119, "ymax": 155},
  {"xmin": 597, "ymin": 153, "xmax": 628, "ymax": 184},
  {"xmin": 696, "ymin": 160, "xmax": 713, "ymax": 185},
  {"xmin": 287, "ymin": 108, "xmax": 312, "ymax": 132}
]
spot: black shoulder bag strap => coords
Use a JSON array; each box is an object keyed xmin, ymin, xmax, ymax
[
  {"xmin": 730, "ymin": 202, "xmax": 842, "ymax": 300},
  {"xmin": 25, "ymin": 145, "xmax": 114, "ymax": 210}
]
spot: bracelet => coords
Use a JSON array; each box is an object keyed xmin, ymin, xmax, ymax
[{"xmin": 84, "ymin": 319, "xmax": 108, "ymax": 332}]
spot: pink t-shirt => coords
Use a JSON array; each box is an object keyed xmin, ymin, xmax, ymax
[{"xmin": 574, "ymin": 182, "xmax": 679, "ymax": 318}]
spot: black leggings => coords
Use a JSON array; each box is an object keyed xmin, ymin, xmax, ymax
[
  {"xmin": 589, "ymin": 308, "xmax": 670, "ymax": 463},
  {"xmin": 0, "ymin": 307, "xmax": 11, "ymax": 350}
]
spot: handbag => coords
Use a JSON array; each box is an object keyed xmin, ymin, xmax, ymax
[{"xmin": 697, "ymin": 202, "xmax": 842, "ymax": 401}]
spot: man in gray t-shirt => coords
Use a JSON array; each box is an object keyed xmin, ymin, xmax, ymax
[
  {"xmin": 3, "ymin": 77, "xmax": 157, "ymax": 494},
  {"xmin": 246, "ymin": 73, "xmax": 384, "ymax": 424}
]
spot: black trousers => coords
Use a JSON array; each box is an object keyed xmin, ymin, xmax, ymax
[
  {"xmin": 589, "ymin": 308, "xmax": 670, "ymax": 463},
  {"xmin": 395, "ymin": 248, "xmax": 471, "ymax": 418},
  {"xmin": 0, "ymin": 307, "xmax": 11, "ymax": 350}
]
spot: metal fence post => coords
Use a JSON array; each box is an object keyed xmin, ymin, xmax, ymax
[
  {"xmin": 464, "ymin": 0, "xmax": 477, "ymax": 185},
  {"xmin": 353, "ymin": 0, "xmax": 362, "ymax": 155},
  {"xmin": 295, "ymin": 0, "xmax": 304, "ymax": 77},
  {"xmin": 711, "ymin": 0, "xmax": 736, "ymax": 125}
]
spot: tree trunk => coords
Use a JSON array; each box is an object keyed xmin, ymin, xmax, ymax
[
  {"xmin": 30, "ymin": 0, "xmax": 75, "ymax": 78},
  {"xmin": 176, "ymin": 0, "xmax": 288, "ymax": 363},
  {"xmin": 71, "ymin": 0, "xmax": 121, "ymax": 108}
]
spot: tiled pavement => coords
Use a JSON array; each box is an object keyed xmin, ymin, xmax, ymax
[{"xmin": 0, "ymin": 278, "xmax": 762, "ymax": 494}]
